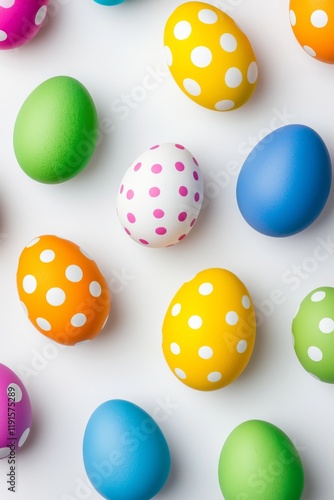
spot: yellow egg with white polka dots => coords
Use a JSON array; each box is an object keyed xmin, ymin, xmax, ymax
[
  {"xmin": 162, "ymin": 269, "xmax": 256, "ymax": 391},
  {"xmin": 164, "ymin": 2, "xmax": 258, "ymax": 111}
]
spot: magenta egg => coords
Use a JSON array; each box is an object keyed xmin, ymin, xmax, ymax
[
  {"xmin": 0, "ymin": 0, "xmax": 49, "ymax": 50},
  {"xmin": 0, "ymin": 364, "xmax": 32, "ymax": 459}
]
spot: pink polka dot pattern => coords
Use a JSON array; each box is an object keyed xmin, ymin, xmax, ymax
[
  {"xmin": 153, "ymin": 209, "xmax": 165, "ymax": 219},
  {"xmin": 0, "ymin": 0, "xmax": 49, "ymax": 50},
  {"xmin": 116, "ymin": 143, "xmax": 203, "ymax": 248},
  {"xmin": 151, "ymin": 164, "xmax": 163, "ymax": 174},
  {"xmin": 175, "ymin": 162, "xmax": 185, "ymax": 171},
  {"xmin": 149, "ymin": 187, "xmax": 160, "ymax": 197},
  {"xmin": 127, "ymin": 213, "xmax": 136, "ymax": 223}
]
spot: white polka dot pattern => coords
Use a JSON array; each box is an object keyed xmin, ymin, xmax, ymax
[
  {"xmin": 188, "ymin": 315, "xmax": 203, "ymax": 329},
  {"xmin": 18, "ymin": 428, "xmax": 30, "ymax": 448},
  {"xmin": 7, "ymin": 383, "xmax": 22, "ymax": 402},
  {"xmin": 46, "ymin": 287, "xmax": 66, "ymax": 306},
  {"xmin": 170, "ymin": 342, "xmax": 181, "ymax": 355},
  {"xmin": 183, "ymin": 78, "xmax": 201, "ymax": 96},
  {"xmin": 65, "ymin": 265, "xmax": 83, "ymax": 283},
  {"xmin": 164, "ymin": 2, "xmax": 258, "ymax": 111},
  {"xmin": 23, "ymin": 275, "xmax": 37, "ymax": 294},
  {"xmin": 35, "ymin": 5, "xmax": 47, "ymax": 25},
  {"xmin": 175, "ymin": 368, "xmax": 187, "ymax": 379},
  {"xmin": 289, "ymin": 0, "xmax": 334, "ymax": 63},
  {"xmin": 292, "ymin": 287, "xmax": 334, "ymax": 383},
  {"xmin": 162, "ymin": 268, "xmax": 256, "ymax": 391},
  {"xmin": 172, "ymin": 303, "xmax": 182, "ymax": 316},
  {"xmin": 198, "ymin": 8, "xmax": 218, "ymax": 24},
  {"xmin": 191, "ymin": 46, "xmax": 212, "ymax": 67},
  {"xmin": 220, "ymin": 33, "xmax": 237, "ymax": 52},
  {"xmin": 17, "ymin": 235, "xmax": 110, "ymax": 346},
  {"xmin": 174, "ymin": 20, "xmax": 192, "ymax": 40},
  {"xmin": 308, "ymin": 346, "xmax": 323, "ymax": 362},
  {"xmin": 71, "ymin": 313, "xmax": 87, "ymax": 327},
  {"xmin": 311, "ymin": 10, "xmax": 328, "ymax": 28},
  {"xmin": 0, "ymin": 1, "xmax": 48, "ymax": 49},
  {"xmin": 303, "ymin": 45, "xmax": 316, "ymax": 57},
  {"xmin": 0, "ymin": 0, "xmax": 15, "ymax": 8},
  {"xmin": 215, "ymin": 100, "xmax": 235, "ymax": 111},
  {"xmin": 0, "ymin": 364, "xmax": 33, "ymax": 457},
  {"xmin": 36, "ymin": 317, "xmax": 51, "ymax": 331},
  {"xmin": 40, "ymin": 249, "xmax": 55, "ymax": 263}
]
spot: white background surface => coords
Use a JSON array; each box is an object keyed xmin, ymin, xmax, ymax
[{"xmin": 1, "ymin": 0, "xmax": 334, "ymax": 498}]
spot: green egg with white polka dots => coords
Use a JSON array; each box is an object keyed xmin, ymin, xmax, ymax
[{"xmin": 292, "ymin": 287, "xmax": 334, "ymax": 382}]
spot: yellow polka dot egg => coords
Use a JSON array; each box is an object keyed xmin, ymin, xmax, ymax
[
  {"xmin": 164, "ymin": 2, "xmax": 258, "ymax": 111},
  {"xmin": 162, "ymin": 268, "xmax": 256, "ymax": 391},
  {"xmin": 17, "ymin": 235, "xmax": 110, "ymax": 346}
]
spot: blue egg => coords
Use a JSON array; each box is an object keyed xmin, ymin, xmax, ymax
[
  {"xmin": 83, "ymin": 399, "xmax": 171, "ymax": 500},
  {"xmin": 93, "ymin": 0, "xmax": 125, "ymax": 5},
  {"xmin": 236, "ymin": 124, "xmax": 332, "ymax": 237}
]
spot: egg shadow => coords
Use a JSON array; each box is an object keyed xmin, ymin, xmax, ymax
[
  {"xmin": 93, "ymin": 293, "xmax": 124, "ymax": 347},
  {"xmin": 241, "ymin": 48, "xmax": 269, "ymax": 115},
  {"xmin": 16, "ymin": 393, "xmax": 44, "ymax": 459},
  {"xmin": 299, "ymin": 449, "xmax": 317, "ymax": 500},
  {"xmin": 157, "ymin": 445, "xmax": 180, "ymax": 498},
  {"xmin": 0, "ymin": 196, "xmax": 8, "ymax": 249},
  {"xmin": 217, "ymin": 293, "xmax": 275, "ymax": 402},
  {"xmin": 21, "ymin": 6, "xmax": 60, "ymax": 53},
  {"xmin": 308, "ymin": 165, "xmax": 334, "ymax": 233}
]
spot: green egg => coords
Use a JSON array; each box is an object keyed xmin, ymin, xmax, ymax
[
  {"xmin": 292, "ymin": 286, "xmax": 334, "ymax": 382},
  {"xmin": 218, "ymin": 420, "xmax": 304, "ymax": 500},
  {"xmin": 13, "ymin": 76, "xmax": 98, "ymax": 184}
]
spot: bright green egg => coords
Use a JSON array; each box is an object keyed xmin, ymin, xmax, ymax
[
  {"xmin": 13, "ymin": 76, "xmax": 98, "ymax": 184},
  {"xmin": 292, "ymin": 286, "xmax": 334, "ymax": 382},
  {"xmin": 218, "ymin": 420, "xmax": 304, "ymax": 500}
]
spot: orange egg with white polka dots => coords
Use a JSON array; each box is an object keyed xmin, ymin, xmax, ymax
[
  {"xmin": 290, "ymin": 0, "xmax": 334, "ymax": 63},
  {"xmin": 162, "ymin": 268, "xmax": 256, "ymax": 391},
  {"xmin": 17, "ymin": 235, "xmax": 110, "ymax": 346},
  {"xmin": 164, "ymin": 2, "xmax": 258, "ymax": 111}
]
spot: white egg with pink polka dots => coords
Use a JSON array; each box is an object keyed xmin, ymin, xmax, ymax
[{"xmin": 116, "ymin": 143, "xmax": 203, "ymax": 248}]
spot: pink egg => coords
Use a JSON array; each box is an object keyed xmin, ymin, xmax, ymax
[
  {"xmin": 0, "ymin": 364, "xmax": 32, "ymax": 459},
  {"xmin": 0, "ymin": 0, "xmax": 49, "ymax": 50}
]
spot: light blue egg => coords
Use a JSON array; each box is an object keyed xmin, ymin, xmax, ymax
[
  {"xmin": 83, "ymin": 399, "xmax": 171, "ymax": 500},
  {"xmin": 93, "ymin": 0, "xmax": 125, "ymax": 5},
  {"xmin": 236, "ymin": 124, "xmax": 332, "ymax": 237}
]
